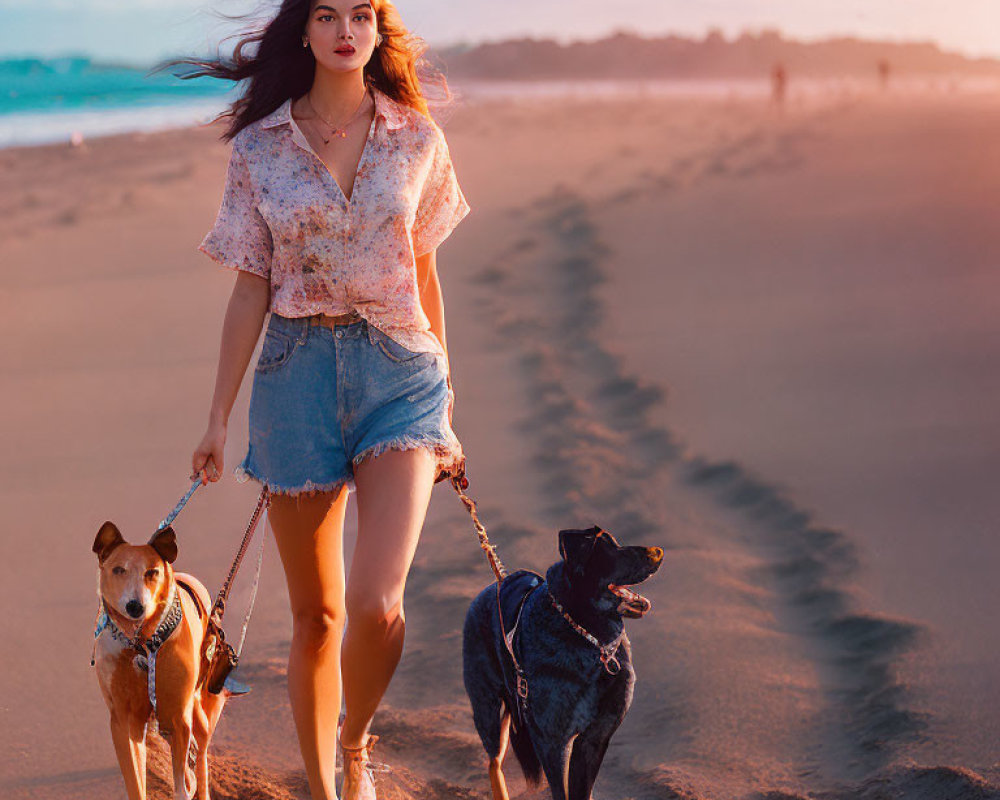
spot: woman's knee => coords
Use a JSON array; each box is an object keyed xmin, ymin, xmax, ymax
[
  {"xmin": 291, "ymin": 604, "xmax": 347, "ymax": 649},
  {"xmin": 345, "ymin": 591, "xmax": 405, "ymax": 632}
]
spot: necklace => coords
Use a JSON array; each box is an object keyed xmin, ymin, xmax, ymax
[{"xmin": 304, "ymin": 87, "xmax": 371, "ymax": 145}]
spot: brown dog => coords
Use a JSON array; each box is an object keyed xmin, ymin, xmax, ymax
[{"xmin": 92, "ymin": 522, "xmax": 230, "ymax": 800}]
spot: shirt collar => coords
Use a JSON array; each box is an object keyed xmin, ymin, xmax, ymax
[{"xmin": 259, "ymin": 85, "xmax": 407, "ymax": 131}]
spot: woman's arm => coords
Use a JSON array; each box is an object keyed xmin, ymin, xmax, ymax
[
  {"xmin": 191, "ymin": 270, "xmax": 270, "ymax": 483},
  {"xmin": 416, "ymin": 249, "xmax": 454, "ymax": 422},
  {"xmin": 416, "ymin": 249, "xmax": 447, "ymax": 362}
]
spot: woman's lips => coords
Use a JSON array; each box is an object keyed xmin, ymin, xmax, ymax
[{"xmin": 335, "ymin": 47, "xmax": 355, "ymax": 55}]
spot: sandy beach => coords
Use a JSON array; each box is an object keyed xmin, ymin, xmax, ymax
[{"xmin": 2, "ymin": 82, "xmax": 998, "ymax": 799}]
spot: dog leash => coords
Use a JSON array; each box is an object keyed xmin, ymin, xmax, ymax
[
  {"xmin": 448, "ymin": 467, "xmax": 506, "ymax": 582},
  {"xmin": 210, "ymin": 484, "xmax": 270, "ymax": 656},
  {"xmin": 236, "ymin": 501, "xmax": 268, "ymax": 658},
  {"xmin": 448, "ymin": 467, "xmax": 538, "ymax": 717},
  {"xmin": 157, "ymin": 476, "xmax": 205, "ymax": 531}
]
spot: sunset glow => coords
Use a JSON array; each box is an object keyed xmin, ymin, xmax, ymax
[{"xmin": 0, "ymin": 0, "xmax": 997, "ymax": 63}]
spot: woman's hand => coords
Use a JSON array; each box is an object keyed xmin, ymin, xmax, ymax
[{"xmin": 191, "ymin": 420, "xmax": 226, "ymax": 485}]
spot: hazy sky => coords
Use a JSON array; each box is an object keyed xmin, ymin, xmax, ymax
[{"xmin": 1, "ymin": 0, "xmax": 998, "ymax": 64}]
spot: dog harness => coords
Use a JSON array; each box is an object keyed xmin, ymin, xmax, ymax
[
  {"xmin": 94, "ymin": 582, "xmax": 184, "ymax": 722},
  {"xmin": 496, "ymin": 572, "xmax": 543, "ymax": 727},
  {"xmin": 88, "ymin": 476, "xmax": 202, "ymax": 689},
  {"xmin": 494, "ymin": 572, "xmax": 628, "ymax": 735},
  {"xmin": 90, "ymin": 477, "xmax": 268, "ymax": 756}
]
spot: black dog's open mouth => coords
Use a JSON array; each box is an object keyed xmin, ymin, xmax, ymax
[{"xmin": 608, "ymin": 584, "xmax": 651, "ymax": 618}]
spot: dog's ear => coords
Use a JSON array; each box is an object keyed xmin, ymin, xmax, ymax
[
  {"xmin": 148, "ymin": 526, "xmax": 178, "ymax": 565},
  {"xmin": 93, "ymin": 522, "xmax": 125, "ymax": 563},
  {"xmin": 558, "ymin": 527, "xmax": 600, "ymax": 575}
]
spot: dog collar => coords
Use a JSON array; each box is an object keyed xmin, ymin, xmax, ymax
[
  {"xmin": 547, "ymin": 588, "xmax": 625, "ymax": 675},
  {"xmin": 100, "ymin": 582, "xmax": 183, "ymax": 658}
]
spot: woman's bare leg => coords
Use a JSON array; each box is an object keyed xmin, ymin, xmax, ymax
[
  {"xmin": 270, "ymin": 486, "xmax": 351, "ymax": 800},
  {"xmin": 340, "ymin": 447, "xmax": 437, "ymax": 748}
]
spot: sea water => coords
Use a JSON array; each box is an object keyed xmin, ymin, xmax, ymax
[{"xmin": 0, "ymin": 56, "xmax": 235, "ymax": 148}]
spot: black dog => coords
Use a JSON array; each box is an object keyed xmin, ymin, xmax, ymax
[{"xmin": 463, "ymin": 525, "xmax": 662, "ymax": 800}]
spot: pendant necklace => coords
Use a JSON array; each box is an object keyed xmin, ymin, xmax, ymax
[{"xmin": 305, "ymin": 87, "xmax": 372, "ymax": 145}]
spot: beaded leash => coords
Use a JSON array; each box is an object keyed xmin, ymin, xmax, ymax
[{"xmin": 157, "ymin": 475, "xmax": 205, "ymax": 531}]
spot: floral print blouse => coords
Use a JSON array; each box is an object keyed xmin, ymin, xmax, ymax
[{"xmin": 198, "ymin": 84, "xmax": 471, "ymax": 370}]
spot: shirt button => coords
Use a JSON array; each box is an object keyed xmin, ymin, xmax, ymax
[{"xmin": 335, "ymin": 329, "xmax": 344, "ymax": 339}]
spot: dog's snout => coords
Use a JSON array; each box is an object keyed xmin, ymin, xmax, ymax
[{"xmin": 125, "ymin": 600, "xmax": 144, "ymax": 619}]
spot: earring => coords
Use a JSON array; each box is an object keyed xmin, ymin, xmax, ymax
[{"xmin": 302, "ymin": 39, "xmax": 309, "ymax": 48}]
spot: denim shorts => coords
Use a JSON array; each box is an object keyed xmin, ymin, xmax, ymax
[{"xmin": 233, "ymin": 312, "xmax": 464, "ymax": 496}]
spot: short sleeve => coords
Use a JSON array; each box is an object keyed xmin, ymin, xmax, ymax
[
  {"xmin": 198, "ymin": 146, "xmax": 273, "ymax": 279},
  {"xmin": 411, "ymin": 129, "xmax": 471, "ymax": 258}
]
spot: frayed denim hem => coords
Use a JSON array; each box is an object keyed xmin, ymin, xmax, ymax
[
  {"xmin": 233, "ymin": 462, "xmax": 355, "ymax": 498},
  {"xmin": 351, "ymin": 432, "xmax": 464, "ymax": 482}
]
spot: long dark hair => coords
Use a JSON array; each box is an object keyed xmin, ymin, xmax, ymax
[{"xmin": 154, "ymin": 0, "xmax": 455, "ymax": 142}]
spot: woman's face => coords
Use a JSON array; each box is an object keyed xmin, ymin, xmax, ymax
[{"xmin": 305, "ymin": 1, "xmax": 379, "ymax": 73}]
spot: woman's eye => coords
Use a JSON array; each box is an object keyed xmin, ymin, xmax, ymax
[
  {"xmin": 315, "ymin": 12, "xmax": 367, "ymax": 23},
  {"xmin": 112, "ymin": 566, "xmax": 125, "ymax": 575}
]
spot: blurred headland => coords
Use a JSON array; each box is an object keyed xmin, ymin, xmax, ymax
[{"xmin": 436, "ymin": 28, "xmax": 1000, "ymax": 79}]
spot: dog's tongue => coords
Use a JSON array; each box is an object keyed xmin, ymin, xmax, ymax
[
  {"xmin": 609, "ymin": 584, "xmax": 652, "ymax": 617},
  {"xmin": 630, "ymin": 594, "xmax": 652, "ymax": 616}
]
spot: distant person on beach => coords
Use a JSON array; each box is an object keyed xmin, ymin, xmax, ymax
[
  {"xmin": 164, "ymin": 1, "xmax": 471, "ymax": 797},
  {"xmin": 878, "ymin": 58, "xmax": 891, "ymax": 90},
  {"xmin": 771, "ymin": 62, "xmax": 787, "ymax": 108}
]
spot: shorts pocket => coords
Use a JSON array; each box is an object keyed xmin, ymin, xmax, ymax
[
  {"xmin": 256, "ymin": 328, "xmax": 297, "ymax": 373},
  {"xmin": 370, "ymin": 326, "xmax": 427, "ymax": 364}
]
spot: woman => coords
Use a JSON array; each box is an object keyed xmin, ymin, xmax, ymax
[{"xmin": 171, "ymin": 1, "xmax": 470, "ymax": 797}]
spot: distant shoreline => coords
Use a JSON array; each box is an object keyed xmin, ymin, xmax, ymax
[
  {"xmin": 4, "ymin": 74, "xmax": 999, "ymax": 151},
  {"xmin": 5, "ymin": 28, "xmax": 998, "ymax": 150}
]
